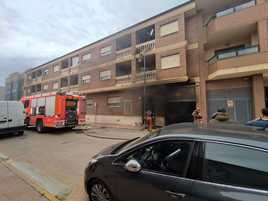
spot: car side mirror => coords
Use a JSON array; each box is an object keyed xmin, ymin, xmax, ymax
[{"xmin": 125, "ymin": 159, "xmax": 141, "ymax": 173}]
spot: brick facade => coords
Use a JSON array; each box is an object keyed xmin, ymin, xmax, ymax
[{"xmin": 22, "ymin": 0, "xmax": 268, "ymax": 127}]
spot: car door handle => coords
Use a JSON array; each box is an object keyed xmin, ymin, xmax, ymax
[{"xmin": 165, "ymin": 190, "xmax": 186, "ymax": 199}]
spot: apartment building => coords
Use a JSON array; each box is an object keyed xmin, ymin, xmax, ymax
[
  {"xmin": 5, "ymin": 72, "xmax": 24, "ymax": 101},
  {"xmin": 0, "ymin": 87, "xmax": 5, "ymax": 101},
  {"xmin": 24, "ymin": 0, "xmax": 268, "ymax": 127}
]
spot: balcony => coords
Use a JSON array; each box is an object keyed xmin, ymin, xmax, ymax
[
  {"xmin": 208, "ymin": 46, "xmax": 259, "ymax": 65},
  {"xmin": 208, "ymin": 46, "xmax": 268, "ymax": 80},
  {"xmin": 116, "ymin": 48, "xmax": 132, "ymax": 60},
  {"xmin": 136, "ymin": 70, "xmax": 157, "ymax": 82},
  {"xmin": 115, "ymin": 75, "xmax": 132, "ymax": 86},
  {"xmin": 215, "ymin": 1, "xmax": 256, "ymax": 18},
  {"xmin": 206, "ymin": 1, "xmax": 268, "ymax": 44},
  {"xmin": 136, "ymin": 40, "xmax": 155, "ymax": 54},
  {"xmin": 32, "ymin": 77, "xmax": 42, "ymax": 84}
]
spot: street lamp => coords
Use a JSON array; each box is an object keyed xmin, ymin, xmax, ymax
[
  {"xmin": 138, "ymin": 48, "xmax": 149, "ymax": 128},
  {"xmin": 136, "ymin": 27, "xmax": 155, "ymax": 129}
]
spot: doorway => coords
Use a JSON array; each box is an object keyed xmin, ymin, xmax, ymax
[
  {"xmin": 207, "ymin": 87, "xmax": 252, "ymax": 123},
  {"xmin": 165, "ymin": 85, "xmax": 196, "ymax": 125},
  {"xmin": 165, "ymin": 101, "xmax": 195, "ymax": 125}
]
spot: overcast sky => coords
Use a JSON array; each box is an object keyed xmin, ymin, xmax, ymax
[{"xmin": 0, "ymin": 0, "xmax": 187, "ymax": 86}]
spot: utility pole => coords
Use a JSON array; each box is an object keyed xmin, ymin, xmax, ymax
[{"xmin": 138, "ymin": 48, "xmax": 149, "ymax": 129}]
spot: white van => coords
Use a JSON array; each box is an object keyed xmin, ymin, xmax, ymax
[{"xmin": 0, "ymin": 101, "xmax": 25, "ymax": 135}]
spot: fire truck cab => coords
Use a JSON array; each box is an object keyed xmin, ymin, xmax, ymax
[{"xmin": 21, "ymin": 92, "xmax": 86, "ymax": 133}]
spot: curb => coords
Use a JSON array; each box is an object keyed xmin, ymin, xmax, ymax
[
  {"xmin": 0, "ymin": 152, "xmax": 9, "ymax": 161},
  {"xmin": 0, "ymin": 154, "xmax": 66, "ymax": 201}
]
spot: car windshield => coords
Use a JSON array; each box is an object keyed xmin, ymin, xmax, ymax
[{"xmin": 114, "ymin": 130, "xmax": 161, "ymax": 153}]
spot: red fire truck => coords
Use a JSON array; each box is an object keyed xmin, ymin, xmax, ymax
[{"xmin": 21, "ymin": 92, "xmax": 86, "ymax": 133}]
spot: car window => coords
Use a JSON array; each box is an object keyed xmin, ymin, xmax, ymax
[
  {"xmin": 200, "ymin": 142, "xmax": 268, "ymax": 191},
  {"xmin": 120, "ymin": 141, "xmax": 192, "ymax": 177}
]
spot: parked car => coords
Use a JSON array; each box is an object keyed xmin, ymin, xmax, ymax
[
  {"xmin": 84, "ymin": 123, "xmax": 268, "ymax": 201},
  {"xmin": 0, "ymin": 101, "xmax": 25, "ymax": 136}
]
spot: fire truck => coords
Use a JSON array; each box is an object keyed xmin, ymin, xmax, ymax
[{"xmin": 21, "ymin": 92, "xmax": 86, "ymax": 133}]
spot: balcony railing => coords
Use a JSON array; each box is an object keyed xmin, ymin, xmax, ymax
[
  {"xmin": 208, "ymin": 46, "xmax": 259, "ymax": 64},
  {"xmin": 216, "ymin": 1, "xmax": 255, "ymax": 18},
  {"xmin": 205, "ymin": 0, "xmax": 256, "ymax": 26},
  {"xmin": 136, "ymin": 70, "xmax": 156, "ymax": 81},
  {"xmin": 136, "ymin": 40, "xmax": 155, "ymax": 54},
  {"xmin": 116, "ymin": 48, "xmax": 132, "ymax": 58},
  {"xmin": 116, "ymin": 75, "xmax": 132, "ymax": 85}
]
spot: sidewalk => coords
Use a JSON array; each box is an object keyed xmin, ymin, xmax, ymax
[{"xmin": 0, "ymin": 162, "xmax": 48, "ymax": 201}]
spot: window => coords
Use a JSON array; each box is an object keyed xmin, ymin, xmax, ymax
[
  {"xmin": 100, "ymin": 46, "xmax": 112, "ymax": 56},
  {"xmin": 44, "ymin": 69, "xmax": 49, "ymax": 76},
  {"xmin": 36, "ymin": 70, "xmax": 42, "ymax": 77},
  {"xmin": 32, "ymin": 107, "xmax": 37, "ymax": 116},
  {"xmin": 136, "ymin": 54, "xmax": 156, "ymax": 72},
  {"xmin": 24, "ymin": 100, "xmax": 30, "ymax": 109},
  {"xmin": 86, "ymin": 99, "xmax": 95, "ymax": 109},
  {"xmin": 116, "ymin": 34, "xmax": 132, "ymax": 51},
  {"xmin": 160, "ymin": 21, "xmax": 179, "ymax": 37},
  {"xmin": 136, "ymin": 25, "xmax": 155, "ymax": 44},
  {"xmin": 61, "ymin": 77, "xmax": 68, "ymax": 88},
  {"xmin": 53, "ymin": 82, "xmax": 59, "ymax": 90},
  {"xmin": 82, "ymin": 53, "xmax": 91, "ymax": 62},
  {"xmin": 62, "ymin": 59, "xmax": 69, "ymax": 69},
  {"xmin": 43, "ymin": 84, "xmax": 49, "ymax": 90},
  {"xmin": 38, "ymin": 106, "xmax": 46, "ymax": 115},
  {"xmin": 116, "ymin": 61, "xmax": 132, "ymax": 77},
  {"xmin": 120, "ymin": 141, "xmax": 192, "ymax": 176},
  {"xmin": 36, "ymin": 84, "xmax": 41, "ymax": 92},
  {"xmin": 70, "ymin": 75, "xmax": 78, "ymax": 86},
  {"xmin": 53, "ymin": 64, "xmax": 60, "ymax": 72},
  {"xmin": 100, "ymin": 70, "xmax": 112, "ymax": 81},
  {"xmin": 123, "ymin": 100, "xmax": 132, "ymax": 114},
  {"xmin": 81, "ymin": 75, "xmax": 91, "ymax": 84},
  {"xmin": 71, "ymin": 56, "xmax": 80, "ymax": 67},
  {"xmin": 161, "ymin": 54, "xmax": 181, "ymax": 69},
  {"xmin": 199, "ymin": 143, "xmax": 268, "ymax": 191},
  {"xmin": 31, "ymin": 85, "xmax": 36, "ymax": 93},
  {"xmin": 32, "ymin": 72, "xmax": 36, "ymax": 80},
  {"xmin": 107, "ymin": 97, "xmax": 121, "ymax": 107}
]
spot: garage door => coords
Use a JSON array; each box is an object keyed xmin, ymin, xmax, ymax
[{"xmin": 207, "ymin": 87, "xmax": 252, "ymax": 123}]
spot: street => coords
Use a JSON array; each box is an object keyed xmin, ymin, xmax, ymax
[{"xmin": 0, "ymin": 128, "xmax": 145, "ymax": 201}]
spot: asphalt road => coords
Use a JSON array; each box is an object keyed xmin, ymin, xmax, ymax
[{"xmin": 0, "ymin": 128, "xmax": 145, "ymax": 201}]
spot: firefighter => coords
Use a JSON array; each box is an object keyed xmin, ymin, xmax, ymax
[
  {"xmin": 145, "ymin": 110, "xmax": 153, "ymax": 132},
  {"xmin": 192, "ymin": 106, "xmax": 202, "ymax": 124}
]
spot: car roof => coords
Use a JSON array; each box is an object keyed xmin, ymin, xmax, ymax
[{"xmin": 157, "ymin": 123, "xmax": 268, "ymax": 150}]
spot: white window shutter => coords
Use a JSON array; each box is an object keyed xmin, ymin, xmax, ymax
[
  {"xmin": 160, "ymin": 21, "xmax": 179, "ymax": 37},
  {"xmin": 161, "ymin": 54, "xmax": 181, "ymax": 69}
]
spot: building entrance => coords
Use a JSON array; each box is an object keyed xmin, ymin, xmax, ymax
[{"xmin": 165, "ymin": 84, "xmax": 196, "ymax": 125}]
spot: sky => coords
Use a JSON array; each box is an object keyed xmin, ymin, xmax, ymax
[{"xmin": 0, "ymin": 0, "xmax": 187, "ymax": 86}]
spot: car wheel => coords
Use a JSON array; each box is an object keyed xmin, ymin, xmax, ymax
[
  {"xmin": 89, "ymin": 181, "xmax": 113, "ymax": 201},
  {"xmin": 17, "ymin": 130, "xmax": 24, "ymax": 136},
  {"xmin": 36, "ymin": 120, "xmax": 45, "ymax": 133}
]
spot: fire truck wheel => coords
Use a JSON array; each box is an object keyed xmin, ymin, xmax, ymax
[{"xmin": 36, "ymin": 120, "xmax": 45, "ymax": 133}]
